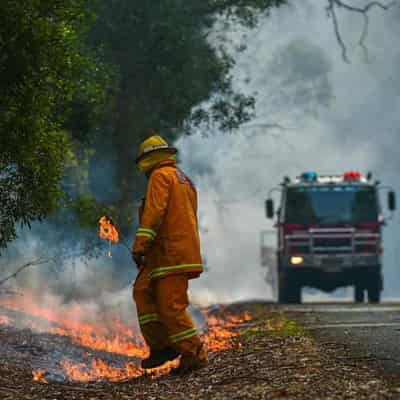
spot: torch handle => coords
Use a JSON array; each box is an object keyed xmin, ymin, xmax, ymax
[{"xmin": 121, "ymin": 238, "xmax": 131, "ymax": 252}]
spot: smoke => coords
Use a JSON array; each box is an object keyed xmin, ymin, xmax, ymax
[
  {"xmin": 179, "ymin": 1, "xmax": 400, "ymax": 302},
  {"xmin": 1, "ymin": 1, "xmax": 400, "ymax": 307},
  {"xmin": 0, "ymin": 218, "xmax": 135, "ymax": 305}
]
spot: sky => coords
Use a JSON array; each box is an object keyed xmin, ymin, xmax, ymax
[{"xmin": 177, "ymin": 0, "xmax": 400, "ymax": 302}]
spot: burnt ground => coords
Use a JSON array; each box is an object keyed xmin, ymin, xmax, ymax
[{"xmin": 1, "ymin": 303, "xmax": 400, "ymax": 399}]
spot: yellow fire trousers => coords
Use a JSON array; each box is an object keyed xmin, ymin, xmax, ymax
[{"xmin": 133, "ymin": 268, "xmax": 205, "ymax": 361}]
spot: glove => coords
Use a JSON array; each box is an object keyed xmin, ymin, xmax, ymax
[{"xmin": 132, "ymin": 251, "xmax": 145, "ymax": 269}]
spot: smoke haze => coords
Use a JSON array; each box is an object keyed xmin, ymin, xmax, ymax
[
  {"xmin": 179, "ymin": 1, "xmax": 400, "ymax": 302},
  {"xmin": 1, "ymin": 1, "xmax": 400, "ymax": 306}
]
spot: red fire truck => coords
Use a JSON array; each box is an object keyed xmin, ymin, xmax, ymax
[{"xmin": 263, "ymin": 171, "xmax": 396, "ymax": 304}]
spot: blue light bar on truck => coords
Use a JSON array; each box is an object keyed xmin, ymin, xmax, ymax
[{"xmin": 301, "ymin": 172, "xmax": 318, "ymax": 181}]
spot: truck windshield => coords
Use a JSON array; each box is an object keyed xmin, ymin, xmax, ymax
[{"xmin": 285, "ymin": 186, "xmax": 378, "ymax": 224}]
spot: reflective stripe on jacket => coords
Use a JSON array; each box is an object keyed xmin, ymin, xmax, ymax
[{"xmin": 133, "ymin": 160, "xmax": 203, "ymax": 280}]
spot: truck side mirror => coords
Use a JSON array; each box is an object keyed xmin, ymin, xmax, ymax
[
  {"xmin": 266, "ymin": 199, "xmax": 274, "ymax": 219},
  {"xmin": 388, "ymin": 191, "xmax": 396, "ymax": 211}
]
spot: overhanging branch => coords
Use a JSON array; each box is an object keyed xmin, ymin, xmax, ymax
[
  {"xmin": 0, "ymin": 258, "xmax": 52, "ymax": 286},
  {"xmin": 326, "ymin": 0, "xmax": 398, "ymax": 62},
  {"xmin": 332, "ymin": 0, "xmax": 396, "ymax": 13},
  {"xmin": 0, "ymin": 248, "xmax": 93, "ymax": 287}
]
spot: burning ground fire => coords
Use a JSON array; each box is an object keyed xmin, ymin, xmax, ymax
[
  {"xmin": 0, "ymin": 292, "xmax": 252, "ymax": 383},
  {"xmin": 0, "ymin": 315, "xmax": 11, "ymax": 325}
]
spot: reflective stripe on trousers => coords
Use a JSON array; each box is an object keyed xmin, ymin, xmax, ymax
[
  {"xmin": 169, "ymin": 327, "xmax": 198, "ymax": 343},
  {"xmin": 136, "ymin": 227, "xmax": 157, "ymax": 239},
  {"xmin": 138, "ymin": 313, "xmax": 160, "ymax": 326},
  {"xmin": 150, "ymin": 263, "xmax": 203, "ymax": 279}
]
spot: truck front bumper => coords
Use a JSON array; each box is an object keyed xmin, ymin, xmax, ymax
[
  {"xmin": 281, "ymin": 255, "xmax": 382, "ymax": 291},
  {"xmin": 283, "ymin": 253, "xmax": 380, "ymax": 268}
]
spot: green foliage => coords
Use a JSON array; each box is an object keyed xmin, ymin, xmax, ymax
[
  {"xmin": 81, "ymin": 0, "xmax": 286, "ymax": 230},
  {"xmin": 0, "ymin": 0, "xmax": 109, "ymax": 248},
  {"xmin": 0, "ymin": 0, "xmax": 286, "ymax": 248},
  {"xmin": 68, "ymin": 195, "xmax": 105, "ymax": 228}
]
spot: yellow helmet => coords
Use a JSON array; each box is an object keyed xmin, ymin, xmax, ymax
[{"xmin": 136, "ymin": 135, "xmax": 177, "ymax": 163}]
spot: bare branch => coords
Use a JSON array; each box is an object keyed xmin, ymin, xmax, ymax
[
  {"xmin": 327, "ymin": 1, "xmax": 350, "ymax": 63},
  {"xmin": 359, "ymin": 12, "xmax": 370, "ymax": 61},
  {"xmin": 0, "ymin": 289, "xmax": 22, "ymax": 297},
  {"xmin": 0, "ymin": 258, "xmax": 52, "ymax": 286},
  {"xmin": 333, "ymin": 0, "xmax": 396, "ymax": 13},
  {"xmin": 244, "ymin": 122, "xmax": 288, "ymax": 131},
  {"xmin": 327, "ymin": 0, "xmax": 398, "ymax": 62},
  {"xmin": 0, "ymin": 246, "xmax": 102, "ymax": 287}
]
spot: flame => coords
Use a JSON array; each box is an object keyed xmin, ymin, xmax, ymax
[
  {"xmin": 49, "ymin": 317, "xmax": 148, "ymax": 359},
  {"xmin": 0, "ymin": 293, "xmax": 252, "ymax": 383},
  {"xmin": 59, "ymin": 311, "xmax": 251, "ymax": 382},
  {"xmin": 204, "ymin": 312, "xmax": 252, "ymax": 352},
  {"xmin": 0, "ymin": 294, "xmax": 147, "ymax": 359},
  {"xmin": 99, "ymin": 216, "xmax": 119, "ymax": 243},
  {"xmin": 0, "ymin": 315, "xmax": 11, "ymax": 325},
  {"xmin": 61, "ymin": 359, "xmax": 141, "ymax": 382},
  {"xmin": 33, "ymin": 369, "xmax": 47, "ymax": 384},
  {"xmin": 61, "ymin": 358, "xmax": 179, "ymax": 383}
]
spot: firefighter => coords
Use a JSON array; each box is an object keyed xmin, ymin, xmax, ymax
[{"xmin": 132, "ymin": 135, "xmax": 208, "ymax": 373}]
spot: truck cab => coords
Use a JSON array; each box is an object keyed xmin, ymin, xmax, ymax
[{"xmin": 265, "ymin": 171, "xmax": 396, "ymax": 304}]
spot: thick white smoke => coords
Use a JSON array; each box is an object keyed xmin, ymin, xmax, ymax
[
  {"xmin": 1, "ymin": 1, "xmax": 399, "ymax": 307},
  {"xmin": 179, "ymin": 1, "xmax": 400, "ymax": 302}
]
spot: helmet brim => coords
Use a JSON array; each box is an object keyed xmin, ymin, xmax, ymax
[{"xmin": 135, "ymin": 147, "xmax": 177, "ymax": 164}]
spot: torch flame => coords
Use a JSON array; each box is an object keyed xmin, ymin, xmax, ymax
[
  {"xmin": 0, "ymin": 316, "xmax": 11, "ymax": 325},
  {"xmin": 32, "ymin": 370, "xmax": 48, "ymax": 384},
  {"xmin": 99, "ymin": 216, "xmax": 119, "ymax": 243}
]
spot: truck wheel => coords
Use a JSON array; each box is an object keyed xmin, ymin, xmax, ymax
[
  {"xmin": 287, "ymin": 283, "xmax": 301, "ymax": 304},
  {"xmin": 278, "ymin": 275, "xmax": 288, "ymax": 303},
  {"xmin": 278, "ymin": 275, "xmax": 301, "ymax": 304},
  {"xmin": 354, "ymin": 286, "xmax": 364, "ymax": 303},
  {"xmin": 367, "ymin": 271, "xmax": 382, "ymax": 304},
  {"xmin": 367, "ymin": 286, "xmax": 381, "ymax": 304}
]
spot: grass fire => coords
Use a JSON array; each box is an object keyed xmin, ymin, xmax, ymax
[{"xmin": 0, "ymin": 291, "xmax": 252, "ymax": 384}]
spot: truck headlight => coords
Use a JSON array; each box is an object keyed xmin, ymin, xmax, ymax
[{"xmin": 290, "ymin": 256, "xmax": 304, "ymax": 266}]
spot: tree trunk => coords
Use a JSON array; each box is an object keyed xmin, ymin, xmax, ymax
[{"xmin": 113, "ymin": 86, "xmax": 147, "ymax": 235}]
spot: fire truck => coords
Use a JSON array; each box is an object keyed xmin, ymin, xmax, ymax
[{"xmin": 263, "ymin": 171, "xmax": 396, "ymax": 304}]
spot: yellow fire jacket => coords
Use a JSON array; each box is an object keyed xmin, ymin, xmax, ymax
[{"xmin": 133, "ymin": 160, "xmax": 203, "ymax": 280}]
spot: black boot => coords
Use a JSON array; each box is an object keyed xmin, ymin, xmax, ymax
[{"xmin": 141, "ymin": 347, "xmax": 180, "ymax": 369}]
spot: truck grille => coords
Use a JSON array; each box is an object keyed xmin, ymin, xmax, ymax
[
  {"xmin": 285, "ymin": 228, "xmax": 380, "ymax": 256},
  {"xmin": 313, "ymin": 237, "xmax": 351, "ymax": 248}
]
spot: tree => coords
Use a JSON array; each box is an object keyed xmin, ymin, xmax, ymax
[
  {"xmin": 0, "ymin": 0, "xmax": 110, "ymax": 249},
  {"xmin": 81, "ymin": 0, "xmax": 286, "ymax": 231}
]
